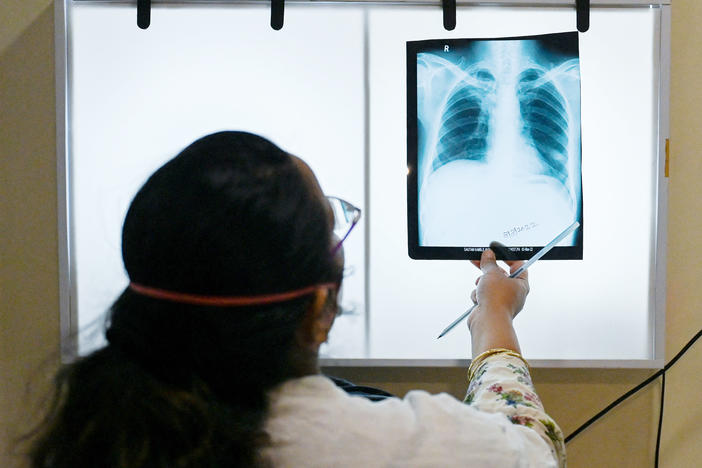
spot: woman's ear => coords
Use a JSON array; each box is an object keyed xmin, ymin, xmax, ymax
[{"xmin": 297, "ymin": 289, "xmax": 336, "ymax": 351}]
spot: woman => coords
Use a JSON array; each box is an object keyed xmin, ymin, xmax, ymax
[{"xmin": 29, "ymin": 131, "xmax": 565, "ymax": 467}]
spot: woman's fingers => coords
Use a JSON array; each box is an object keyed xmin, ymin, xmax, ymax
[{"xmin": 479, "ymin": 248, "xmax": 501, "ymax": 274}]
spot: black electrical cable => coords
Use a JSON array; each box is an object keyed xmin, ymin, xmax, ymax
[
  {"xmin": 654, "ymin": 371, "xmax": 665, "ymax": 468},
  {"xmin": 564, "ymin": 369, "xmax": 661, "ymax": 442},
  {"xmin": 565, "ymin": 328, "xmax": 702, "ymax": 444}
]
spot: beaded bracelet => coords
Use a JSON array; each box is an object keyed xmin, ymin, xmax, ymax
[{"xmin": 467, "ymin": 348, "xmax": 531, "ymax": 382}]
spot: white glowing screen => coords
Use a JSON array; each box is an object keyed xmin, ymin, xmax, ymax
[{"xmin": 67, "ymin": 4, "xmax": 662, "ymax": 364}]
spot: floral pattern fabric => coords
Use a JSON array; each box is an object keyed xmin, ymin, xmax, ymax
[{"xmin": 465, "ymin": 353, "xmax": 567, "ymax": 467}]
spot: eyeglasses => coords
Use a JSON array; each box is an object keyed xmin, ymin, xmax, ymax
[{"xmin": 327, "ymin": 196, "xmax": 361, "ymax": 255}]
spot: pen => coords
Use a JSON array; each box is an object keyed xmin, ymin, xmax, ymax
[{"xmin": 436, "ymin": 221, "xmax": 580, "ymax": 339}]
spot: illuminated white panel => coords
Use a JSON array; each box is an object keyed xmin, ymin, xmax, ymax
[
  {"xmin": 368, "ymin": 6, "xmax": 657, "ymax": 360},
  {"xmin": 70, "ymin": 4, "xmax": 366, "ymax": 357},
  {"xmin": 67, "ymin": 2, "xmax": 662, "ymax": 364}
]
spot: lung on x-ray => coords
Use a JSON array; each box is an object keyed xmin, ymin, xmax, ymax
[{"xmin": 407, "ymin": 32, "xmax": 583, "ymax": 260}]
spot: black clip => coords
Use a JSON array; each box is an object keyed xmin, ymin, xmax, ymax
[
  {"xmin": 442, "ymin": 0, "xmax": 456, "ymax": 31},
  {"xmin": 137, "ymin": 0, "xmax": 150, "ymax": 30},
  {"xmin": 271, "ymin": 0, "xmax": 285, "ymax": 30},
  {"xmin": 576, "ymin": 0, "xmax": 590, "ymax": 33}
]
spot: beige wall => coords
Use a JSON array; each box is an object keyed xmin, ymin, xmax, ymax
[
  {"xmin": 1, "ymin": 1, "xmax": 700, "ymax": 467},
  {"xmin": 1, "ymin": 1, "xmax": 60, "ymax": 467}
]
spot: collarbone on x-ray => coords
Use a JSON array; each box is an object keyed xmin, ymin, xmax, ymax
[{"xmin": 413, "ymin": 34, "xmax": 582, "ymax": 255}]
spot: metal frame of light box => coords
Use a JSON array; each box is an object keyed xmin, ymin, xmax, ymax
[{"xmin": 54, "ymin": 0, "xmax": 671, "ymax": 368}]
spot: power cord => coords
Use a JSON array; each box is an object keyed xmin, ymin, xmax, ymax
[
  {"xmin": 564, "ymin": 329, "xmax": 702, "ymax": 467},
  {"xmin": 654, "ymin": 371, "xmax": 665, "ymax": 467}
]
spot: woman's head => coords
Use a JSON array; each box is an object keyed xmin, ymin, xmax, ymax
[
  {"xmin": 107, "ymin": 131, "xmax": 344, "ymax": 394},
  {"xmin": 122, "ymin": 130, "xmax": 339, "ymax": 297}
]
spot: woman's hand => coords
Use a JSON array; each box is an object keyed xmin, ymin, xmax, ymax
[
  {"xmin": 467, "ymin": 248, "xmax": 530, "ymax": 356},
  {"xmin": 469, "ymin": 248, "xmax": 529, "ymax": 322}
]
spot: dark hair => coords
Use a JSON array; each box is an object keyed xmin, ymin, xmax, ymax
[{"xmin": 29, "ymin": 131, "xmax": 342, "ymax": 467}]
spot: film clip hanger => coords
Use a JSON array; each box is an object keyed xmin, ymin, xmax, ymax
[
  {"xmin": 137, "ymin": 0, "xmax": 150, "ymax": 29},
  {"xmin": 576, "ymin": 0, "xmax": 590, "ymax": 33},
  {"xmin": 271, "ymin": 0, "xmax": 285, "ymax": 30},
  {"xmin": 442, "ymin": 0, "xmax": 456, "ymax": 31}
]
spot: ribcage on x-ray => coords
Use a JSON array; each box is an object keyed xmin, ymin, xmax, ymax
[
  {"xmin": 432, "ymin": 71, "xmax": 494, "ymax": 172},
  {"xmin": 517, "ymin": 68, "xmax": 569, "ymax": 184}
]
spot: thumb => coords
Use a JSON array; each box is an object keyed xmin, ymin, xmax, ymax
[{"xmin": 479, "ymin": 248, "xmax": 499, "ymax": 273}]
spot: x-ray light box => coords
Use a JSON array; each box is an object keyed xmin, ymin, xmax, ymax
[{"xmin": 56, "ymin": 1, "xmax": 669, "ymax": 367}]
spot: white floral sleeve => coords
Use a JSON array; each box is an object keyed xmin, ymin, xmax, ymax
[{"xmin": 464, "ymin": 352, "xmax": 567, "ymax": 467}]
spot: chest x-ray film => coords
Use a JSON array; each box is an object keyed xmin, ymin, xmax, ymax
[{"xmin": 407, "ymin": 32, "xmax": 583, "ymax": 260}]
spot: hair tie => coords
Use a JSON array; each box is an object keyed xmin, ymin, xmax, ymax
[{"xmin": 128, "ymin": 282, "xmax": 337, "ymax": 307}]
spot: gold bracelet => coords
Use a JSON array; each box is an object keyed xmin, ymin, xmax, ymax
[{"xmin": 467, "ymin": 348, "xmax": 530, "ymax": 382}]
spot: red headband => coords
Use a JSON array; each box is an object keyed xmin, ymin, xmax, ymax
[{"xmin": 128, "ymin": 282, "xmax": 337, "ymax": 307}]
